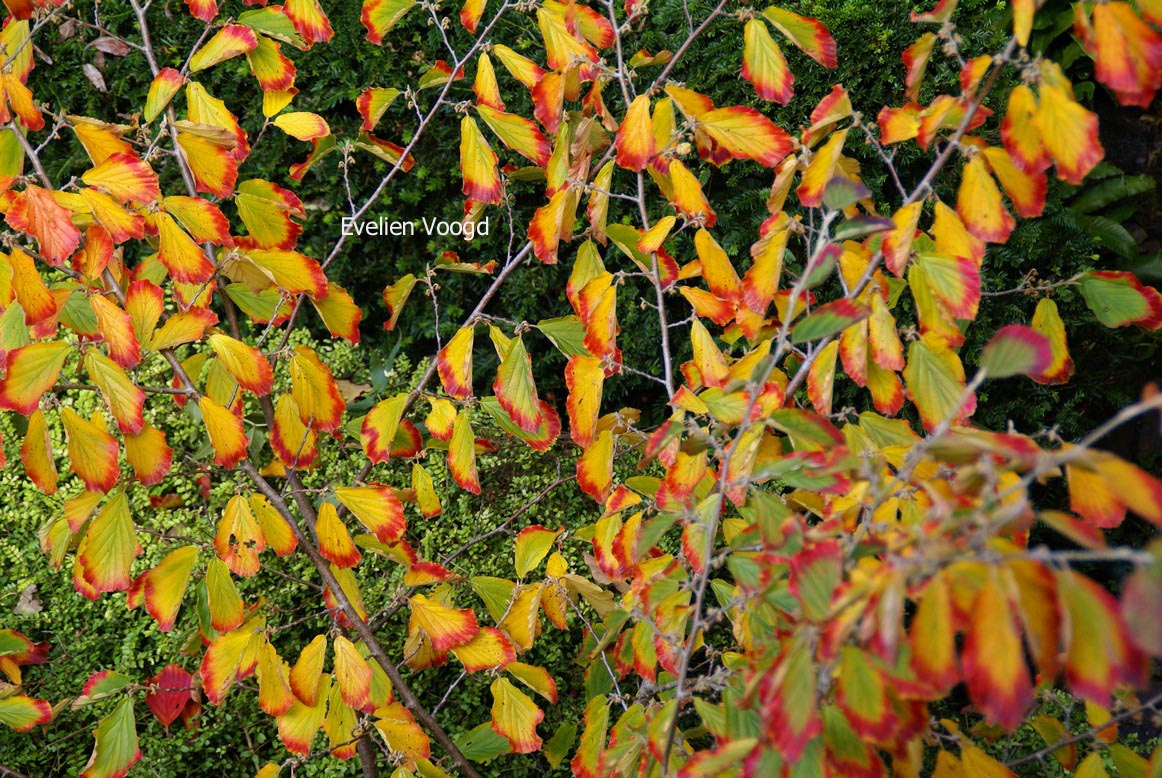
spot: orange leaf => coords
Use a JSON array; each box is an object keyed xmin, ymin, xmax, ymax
[
  {"xmin": 163, "ymin": 195, "xmax": 231, "ymax": 245},
  {"xmin": 493, "ymin": 334, "xmax": 545, "ymax": 435},
  {"xmin": 1035, "ymin": 82, "xmax": 1104, "ymax": 185},
  {"xmin": 143, "ymin": 545, "xmax": 198, "ymax": 632},
  {"xmin": 252, "ymin": 495, "xmax": 298, "ymax": 557},
  {"xmin": 84, "ymin": 351, "xmax": 145, "ymax": 435},
  {"xmin": 565, "ymin": 354, "xmax": 603, "ymax": 448},
  {"xmin": 266, "ymin": 397, "xmax": 313, "ymax": 469},
  {"xmin": 208, "ymin": 333, "xmax": 273, "ymax": 396},
  {"xmin": 273, "ymin": 112, "xmax": 331, "ymax": 142},
  {"xmin": 451, "ymin": 627, "xmax": 517, "ymax": 672},
  {"xmin": 175, "ymin": 128, "xmax": 239, "ymax": 198},
  {"xmin": 149, "ymin": 308, "xmax": 218, "ymax": 351},
  {"xmin": 205, "ymin": 557, "xmax": 244, "ymax": 633},
  {"xmin": 759, "ymin": 635, "xmax": 821, "ymax": 763},
  {"xmin": 460, "ymin": 116, "xmax": 502, "ymax": 205},
  {"xmin": 156, "ymin": 212, "xmax": 215, "ymax": 284},
  {"xmin": 360, "ymin": 394, "xmax": 406, "ymax": 464},
  {"xmin": 124, "ymin": 422, "xmax": 173, "ymax": 486},
  {"xmin": 697, "ymin": 106, "xmax": 792, "ymax": 168},
  {"xmin": 89, "ymin": 295, "xmax": 141, "ymax": 369},
  {"xmin": 289, "ymin": 345, "xmax": 344, "ymax": 431},
  {"xmin": 1086, "ymin": 3, "xmax": 1162, "ymax": 108},
  {"xmin": 957, "ymin": 155, "xmax": 1014, "ymax": 244},
  {"xmin": 490, "ymin": 677, "xmax": 543, "ymax": 754},
  {"xmin": 317, "ymin": 502, "xmax": 361, "ymax": 569},
  {"xmin": 334, "ymin": 485, "xmax": 406, "ymax": 544},
  {"xmin": 963, "ymin": 576, "xmax": 1032, "ymax": 730},
  {"xmin": 412, "ymin": 464, "xmax": 442, "ymax": 518},
  {"xmin": 447, "ymin": 410, "xmax": 481, "ymax": 494},
  {"xmin": 289, "ymin": 635, "xmax": 327, "ymax": 705},
  {"xmin": 286, "ymin": 0, "xmax": 334, "ymax": 46},
  {"xmin": 215, "ymin": 495, "xmax": 265, "ymax": 578},
  {"xmin": 577, "ymin": 428, "xmax": 613, "ymax": 503},
  {"xmin": 615, "ymin": 95, "xmax": 655, "ymax": 171},
  {"xmin": 1060, "ymin": 570, "xmax": 1139, "ymax": 706},
  {"xmin": 199, "ymin": 396, "xmax": 248, "ymax": 468},
  {"xmin": 81, "ymin": 153, "xmax": 161, "ymax": 204},
  {"xmin": 743, "ymin": 18, "xmax": 793, "ymax": 104},
  {"xmin": 1001, "ymin": 84, "xmax": 1049, "ymax": 172},
  {"xmin": 410, "ymin": 594, "xmax": 478, "ymax": 652},
  {"xmin": 0, "ymin": 340, "xmax": 69, "ymax": 415},
  {"xmin": 277, "ymin": 673, "xmax": 330, "ymax": 755},
  {"xmin": 476, "ymin": 104, "xmax": 551, "ymax": 167},
  {"xmin": 981, "ymin": 146, "xmax": 1046, "ymax": 218},
  {"xmin": 373, "ymin": 703, "xmax": 431, "ymax": 762},
  {"xmin": 333, "ymin": 635, "xmax": 372, "ymax": 711},
  {"xmin": 796, "ymin": 129, "xmax": 847, "ymax": 207},
  {"xmin": 909, "ymin": 574, "xmax": 958, "ymax": 694},
  {"xmin": 1030, "ymin": 298, "xmax": 1074, "ymax": 385},
  {"xmin": 242, "ymin": 248, "xmax": 327, "ymax": 299},
  {"xmin": 436, "ymin": 327, "xmax": 474, "ymax": 401},
  {"xmin": 77, "ymin": 490, "xmax": 139, "ymax": 593},
  {"xmin": 144, "ymin": 67, "xmax": 186, "ymax": 123},
  {"xmin": 255, "ymin": 642, "xmax": 294, "ymax": 716},
  {"xmin": 62, "ymin": 408, "xmax": 119, "ymax": 493},
  {"xmin": 5, "ymin": 186, "xmax": 82, "ymax": 264},
  {"xmin": 310, "ymin": 283, "xmax": 362, "ymax": 344},
  {"xmin": 762, "ymin": 6, "xmax": 837, "ymax": 68},
  {"xmin": 7, "ymin": 248, "xmax": 57, "ymax": 326},
  {"xmin": 20, "ymin": 408, "xmax": 57, "ymax": 494}
]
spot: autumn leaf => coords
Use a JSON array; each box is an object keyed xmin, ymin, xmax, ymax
[{"xmin": 80, "ymin": 698, "xmax": 141, "ymax": 778}]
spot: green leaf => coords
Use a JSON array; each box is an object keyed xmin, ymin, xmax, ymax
[
  {"xmin": 73, "ymin": 672, "xmax": 134, "ymax": 708},
  {"xmin": 238, "ymin": 8, "xmax": 305, "ymax": 48},
  {"xmin": 902, "ymin": 336, "xmax": 972, "ymax": 432},
  {"xmin": 1078, "ymin": 272, "xmax": 1156, "ymax": 327},
  {"xmin": 821, "ymin": 175, "xmax": 869, "ymax": 210},
  {"xmin": 225, "ymin": 283, "xmax": 285, "ymax": 324},
  {"xmin": 767, "ymin": 408, "xmax": 843, "ymax": 450},
  {"xmin": 802, "ymin": 244, "xmax": 840, "ymax": 288},
  {"xmin": 791, "ymin": 300, "xmax": 869, "ymax": 343},
  {"xmin": 470, "ymin": 576, "xmax": 516, "ymax": 622},
  {"xmin": 542, "ymin": 721, "xmax": 577, "ymax": 767},
  {"xmin": 536, "ymin": 315, "xmax": 591, "ymax": 357},
  {"xmin": 832, "ymin": 215, "xmax": 893, "ymax": 242},
  {"xmin": 455, "ymin": 722, "xmax": 512, "ymax": 762},
  {"xmin": 80, "ymin": 697, "xmax": 141, "ymax": 778}
]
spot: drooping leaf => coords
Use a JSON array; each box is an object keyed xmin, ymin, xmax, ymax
[
  {"xmin": 1029, "ymin": 298, "xmax": 1074, "ymax": 384},
  {"xmin": 62, "ymin": 409, "xmax": 119, "ymax": 493},
  {"xmin": 79, "ymin": 697, "xmax": 141, "ymax": 778},
  {"xmin": 493, "ymin": 334, "xmax": 544, "ymax": 434},
  {"xmin": 448, "ymin": 410, "xmax": 481, "ymax": 494},
  {"xmin": 743, "ymin": 18, "xmax": 793, "ymax": 104},
  {"xmin": 963, "ymin": 576, "xmax": 1033, "ymax": 730},
  {"xmin": 143, "ymin": 546, "xmax": 198, "ymax": 633},
  {"xmin": 902, "ymin": 335, "xmax": 976, "ymax": 432},
  {"xmin": 490, "ymin": 677, "xmax": 543, "ymax": 754}
]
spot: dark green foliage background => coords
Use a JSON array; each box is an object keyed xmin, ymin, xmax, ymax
[{"xmin": 2, "ymin": 0, "xmax": 1159, "ymax": 775}]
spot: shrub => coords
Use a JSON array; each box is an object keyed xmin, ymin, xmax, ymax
[{"xmin": 1, "ymin": 1, "xmax": 1161, "ymax": 777}]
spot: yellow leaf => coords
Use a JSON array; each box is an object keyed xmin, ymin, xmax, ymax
[
  {"xmin": 143, "ymin": 546, "xmax": 198, "ymax": 632},
  {"xmin": 333, "ymin": 635, "xmax": 372, "ymax": 711},
  {"xmin": 490, "ymin": 677, "xmax": 543, "ymax": 754}
]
